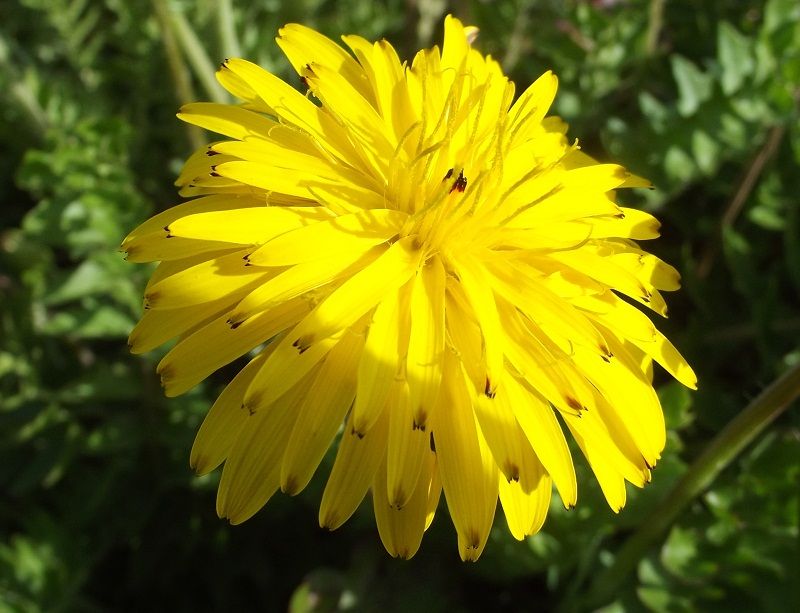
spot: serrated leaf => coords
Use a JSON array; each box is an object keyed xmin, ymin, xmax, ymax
[
  {"xmin": 661, "ymin": 526, "xmax": 697, "ymax": 576},
  {"xmin": 40, "ymin": 305, "xmax": 135, "ymax": 339},
  {"xmin": 718, "ymin": 22, "xmax": 754, "ymax": 94},
  {"xmin": 691, "ymin": 130, "xmax": 720, "ymax": 176},
  {"xmin": 671, "ymin": 55, "xmax": 713, "ymax": 117}
]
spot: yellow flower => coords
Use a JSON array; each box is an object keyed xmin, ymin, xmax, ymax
[{"xmin": 123, "ymin": 16, "xmax": 696, "ymax": 561}]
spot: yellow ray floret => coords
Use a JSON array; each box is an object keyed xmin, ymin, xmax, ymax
[{"xmin": 126, "ymin": 14, "xmax": 696, "ymax": 560}]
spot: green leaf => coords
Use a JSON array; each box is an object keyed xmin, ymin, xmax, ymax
[
  {"xmin": 691, "ymin": 130, "xmax": 720, "ymax": 176},
  {"xmin": 671, "ymin": 55, "xmax": 713, "ymax": 117},
  {"xmin": 663, "ymin": 145, "xmax": 696, "ymax": 183},
  {"xmin": 39, "ymin": 305, "xmax": 135, "ymax": 339},
  {"xmin": 43, "ymin": 255, "xmax": 135, "ymax": 307},
  {"xmin": 718, "ymin": 22, "xmax": 754, "ymax": 95},
  {"xmin": 661, "ymin": 526, "xmax": 697, "ymax": 576}
]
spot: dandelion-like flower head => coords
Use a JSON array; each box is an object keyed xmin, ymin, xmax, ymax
[{"xmin": 123, "ymin": 16, "xmax": 696, "ymax": 560}]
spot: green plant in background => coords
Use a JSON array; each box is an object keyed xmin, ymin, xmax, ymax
[{"xmin": 1, "ymin": 1, "xmax": 798, "ymax": 612}]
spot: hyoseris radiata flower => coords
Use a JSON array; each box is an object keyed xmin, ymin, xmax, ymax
[{"xmin": 123, "ymin": 16, "xmax": 696, "ymax": 561}]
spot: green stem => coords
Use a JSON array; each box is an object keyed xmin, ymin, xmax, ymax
[
  {"xmin": 580, "ymin": 360, "xmax": 800, "ymax": 610},
  {"xmin": 645, "ymin": 0, "xmax": 666, "ymax": 56},
  {"xmin": 151, "ymin": 0, "xmax": 205, "ymax": 150},
  {"xmin": 169, "ymin": 8, "xmax": 227, "ymax": 103},
  {"xmin": 216, "ymin": 0, "xmax": 241, "ymax": 59}
]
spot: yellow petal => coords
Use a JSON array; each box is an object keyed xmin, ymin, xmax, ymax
[
  {"xmin": 216, "ymin": 372, "xmax": 311, "ymax": 524},
  {"xmin": 474, "ymin": 383, "xmax": 536, "ymax": 484},
  {"xmin": 425, "ymin": 455, "xmax": 442, "ymax": 531},
  {"xmin": 122, "ymin": 193, "xmax": 266, "ymax": 252},
  {"xmin": 241, "ymin": 327, "xmax": 342, "ymax": 413},
  {"xmin": 433, "ymin": 352, "xmax": 498, "ymax": 561},
  {"xmin": 500, "ymin": 308, "xmax": 584, "ymax": 417},
  {"xmin": 441, "ymin": 16, "xmax": 470, "ymax": 72},
  {"xmin": 166, "ymin": 205, "xmax": 333, "ymax": 244},
  {"xmin": 211, "ymin": 138, "xmax": 335, "ymax": 177},
  {"xmin": 245, "ymin": 209, "xmax": 406, "ymax": 267},
  {"xmin": 190, "ymin": 347, "xmax": 274, "ymax": 475},
  {"xmin": 563, "ymin": 386, "xmax": 651, "ymax": 489},
  {"xmin": 650, "ymin": 330, "xmax": 697, "ymax": 390},
  {"xmin": 177, "ymin": 102, "xmax": 278, "ymax": 140},
  {"xmin": 546, "ymin": 248, "xmax": 666, "ymax": 316},
  {"xmin": 579, "ymin": 293, "xmax": 697, "ymax": 389},
  {"xmin": 490, "ymin": 260, "xmax": 609, "ymax": 356},
  {"xmin": 386, "ymin": 379, "xmax": 429, "ymax": 509},
  {"xmin": 304, "ymin": 62, "xmax": 395, "ymax": 162},
  {"xmin": 280, "ymin": 328, "xmax": 363, "ymax": 495},
  {"xmin": 144, "ymin": 248, "xmax": 270, "ymax": 310},
  {"xmin": 405, "ymin": 255, "xmax": 446, "ymax": 427},
  {"xmin": 228, "ymin": 248, "xmax": 380, "ymax": 327},
  {"xmin": 158, "ymin": 297, "xmax": 309, "ymax": 397},
  {"xmin": 352, "ymin": 287, "xmax": 404, "ymax": 435},
  {"xmin": 498, "ymin": 453, "xmax": 552, "ymax": 540},
  {"xmin": 144, "ymin": 250, "xmax": 273, "ymax": 309},
  {"xmin": 342, "ymin": 36, "xmax": 414, "ymax": 143},
  {"xmin": 587, "ymin": 208, "xmax": 661, "ymax": 240},
  {"xmin": 212, "ymin": 160, "xmax": 327, "ymax": 198},
  {"xmin": 453, "ymin": 256, "xmax": 505, "ymax": 397},
  {"xmin": 319, "ymin": 407, "xmax": 389, "ymax": 530},
  {"xmin": 128, "ymin": 298, "xmax": 229, "ymax": 355},
  {"xmin": 220, "ymin": 58, "xmax": 356, "ymax": 163},
  {"xmin": 276, "ymin": 23, "xmax": 373, "ymax": 103},
  {"xmin": 289, "ymin": 236, "xmax": 422, "ymax": 346},
  {"xmin": 508, "ymin": 71, "xmax": 558, "ymax": 145},
  {"xmin": 501, "ymin": 374, "xmax": 578, "ymax": 508},
  {"xmin": 373, "ymin": 448, "xmax": 437, "ymax": 559},
  {"xmin": 563, "ymin": 415, "xmax": 628, "ymax": 513},
  {"xmin": 570, "ymin": 334, "xmax": 666, "ymax": 467}
]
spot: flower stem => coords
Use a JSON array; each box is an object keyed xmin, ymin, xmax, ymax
[
  {"xmin": 169, "ymin": 8, "xmax": 228, "ymax": 104},
  {"xmin": 216, "ymin": 0, "xmax": 241, "ymax": 60},
  {"xmin": 580, "ymin": 360, "xmax": 800, "ymax": 610},
  {"xmin": 151, "ymin": 0, "xmax": 205, "ymax": 150}
]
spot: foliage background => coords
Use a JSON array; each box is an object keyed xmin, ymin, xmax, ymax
[{"xmin": 1, "ymin": 0, "xmax": 798, "ymax": 611}]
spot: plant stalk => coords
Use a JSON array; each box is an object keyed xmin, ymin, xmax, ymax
[
  {"xmin": 151, "ymin": 0, "xmax": 205, "ymax": 150},
  {"xmin": 169, "ymin": 8, "xmax": 228, "ymax": 103},
  {"xmin": 216, "ymin": 0, "xmax": 241, "ymax": 60}
]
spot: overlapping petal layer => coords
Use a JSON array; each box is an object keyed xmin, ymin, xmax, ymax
[{"xmin": 125, "ymin": 16, "xmax": 696, "ymax": 560}]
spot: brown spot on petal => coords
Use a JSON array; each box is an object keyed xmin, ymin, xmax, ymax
[
  {"xmin": 484, "ymin": 377, "xmax": 496, "ymax": 399},
  {"xmin": 292, "ymin": 335, "xmax": 313, "ymax": 354},
  {"xmin": 465, "ymin": 530, "xmax": 481, "ymax": 551},
  {"xmin": 282, "ymin": 476, "xmax": 299, "ymax": 496}
]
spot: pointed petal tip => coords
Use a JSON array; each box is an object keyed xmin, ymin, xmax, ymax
[
  {"xmin": 281, "ymin": 475, "xmax": 302, "ymax": 497},
  {"xmin": 318, "ymin": 514, "xmax": 340, "ymax": 531}
]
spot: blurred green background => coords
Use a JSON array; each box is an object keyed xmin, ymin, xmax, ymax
[{"xmin": 1, "ymin": 0, "xmax": 798, "ymax": 611}]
